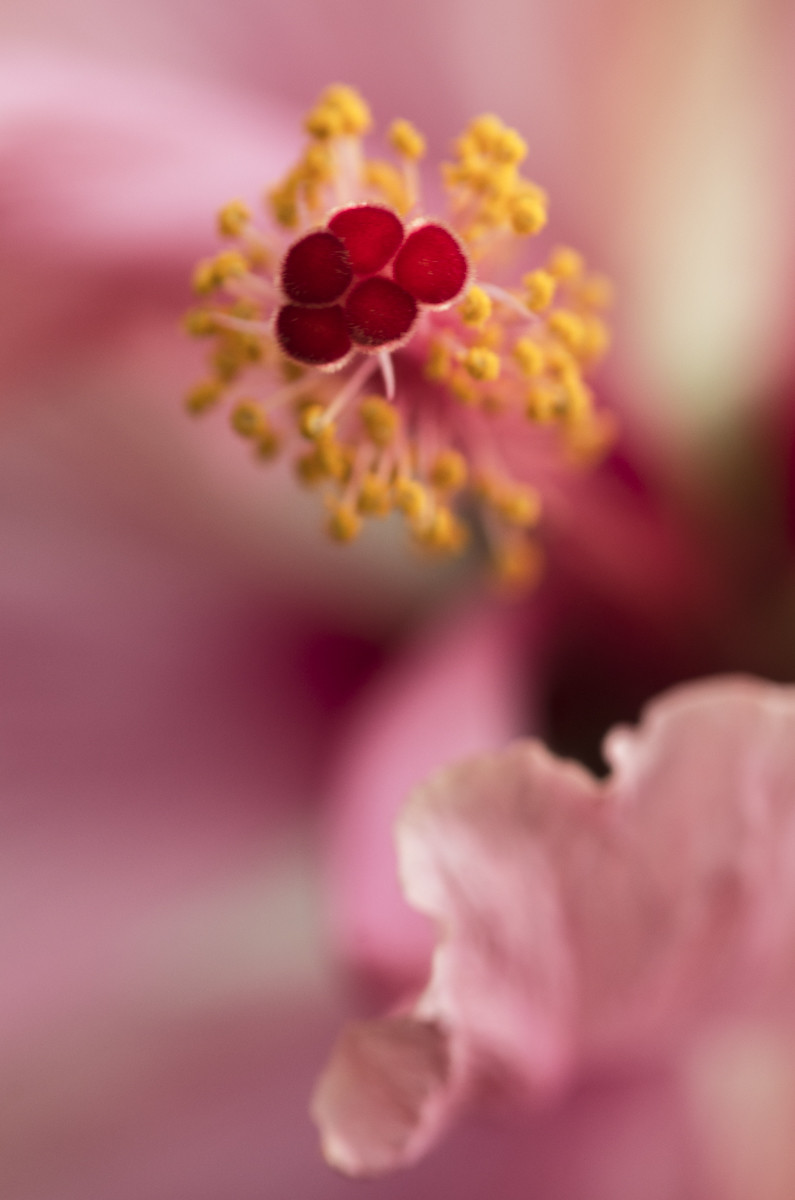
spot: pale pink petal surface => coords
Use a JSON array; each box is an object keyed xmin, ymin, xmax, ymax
[{"xmin": 315, "ymin": 678, "xmax": 795, "ymax": 1174}]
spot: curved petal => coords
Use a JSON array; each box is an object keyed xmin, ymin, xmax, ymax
[{"xmin": 316, "ymin": 676, "xmax": 795, "ymax": 1173}]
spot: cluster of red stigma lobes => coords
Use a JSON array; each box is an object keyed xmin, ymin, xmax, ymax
[{"xmin": 186, "ymin": 85, "xmax": 614, "ymax": 588}]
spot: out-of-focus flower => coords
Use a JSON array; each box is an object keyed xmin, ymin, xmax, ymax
[{"xmin": 314, "ymin": 678, "xmax": 795, "ymax": 1195}]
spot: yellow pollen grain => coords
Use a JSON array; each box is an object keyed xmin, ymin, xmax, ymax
[
  {"xmin": 429, "ymin": 449, "xmax": 468, "ymax": 493},
  {"xmin": 393, "ymin": 477, "xmax": 427, "ymax": 519},
  {"xmin": 492, "ymin": 485, "xmax": 542, "ymax": 528},
  {"xmin": 184, "ymin": 308, "xmax": 217, "ymax": 337},
  {"xmin": 357, "ymin": 474, "xmax": 392, "ymax": 517},
  {"xmin": 316, "ymin": 435, "xmax": 351, "ymax": 482},
  {"xmin": 525, "ymin": 382, "xmax": 561, "ymax": 423},
  {"xmin": 192, "ymin": 260, "xmax": 217, "ymax": 296},
  {"xmin": 548, "ymin": 246, "xmax": 584, "ymax": 281},
  {"xmin": 359, "ymin": 396, "xmax": 399, "ymax": 447},
  {"xmin": 298, "ymin": 403, "xmax": 328, "ymax": 440},
  {"xmin": 185, "ymin": 379, "xmax": 223, "ymax": 415},
  {"xmin": 448, "ymin": 369, "xmax": 479, "ymax": 406},
  {"xmin": 363, "ymin": 160, "xmax": 410, "ymax": 214},
  {"xmin": 213, "ymin": 250, "xmax": 249, "ymax": 283},
  {"xmin": 548, "ymin": 309, "xmax": 587, "ymax": 354},
  {"xmin": 459, "ymin": 286, "xmax": 492, "ymax": 327},
  {"xmin": 523, "ymin": 269, "xmax": 556, "ymax": 312},
  {"xmin": 255, "ymin": 428, "xmax": 282, "ymax": 460},
  {"xmin": 268, "ymin": 180, "xmax": 300, "ymax": 228},
  {"xmin": 424, "ymin": 340, "xmax": 451, "ymax": 383},
  {"xmin": 509, "ymin": 194, "xmax": 547, "ymax": 236},
  {"xmin": 230, "ymin": 400, "xmax": 268, "ymax": 439},
  {"xmin": 326, "ymin": 502, "xmax": 362, "ymax": 542},
  {"xmin": 493, "ymin": 128, "xmax": 527, "ymax": 165},
  {"xmin": 217, "ymin": 199, "xmax": 251, "ymax": 238},
  {"xmin": 463, "ymin": 347, "xmax": 501, "ymax": 382},
  {"xmin": 513, "ymin": 337, "xmax": 545, "ymax": 377},
  {"xmin": 295, "ymin": 450, "xmax": 326, "ymax": 486},
  {"xmin": 388, "ymin": 118, "xmax": 426, "ymax": 160}
]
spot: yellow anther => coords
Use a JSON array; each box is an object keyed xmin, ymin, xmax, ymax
[
  {"xmin": 424, "ymin": 340, "xmax": 451, "ymax": 383},
  {"xmin": 388, "ymin": 118, "xmax": 426, "ymax": 160},
  {"xmin": 513, "ymin": 336, "xmax": 545, "ymax": 377},
  {"xmin": 217, "ymin": 199, "xmax": 251, "ymax": 238},
  {"xmin": 301, "ymin": 143, "xmax": 333, "ymax": 182},
  {"xmin": 213, "ymin": 250, "xmax": 249, "ymax": 283},
  {"xmin": 213, "ymin": 338, "xmax": 248, "ymax": 382},
  {"xmin": 417, "ymin": 506, "xmax": 468, "ymax": 556},
  {"xmin": 321, "ymin": 85, "xmax": 372, "ymax": 135},
  {"xmin": 493, "ymin": 539, "xmax": 544, "ymax": 592},
  {"xmin": 463, "ymin": 347, "xmax": 501, "ymax": 382},
  {"xmin": 493, "ymin": 127, "xmax": 527, "ymax": 165},
  {"xmin": 192, "ymin": 259, "xmax": 218, "ymax": 295},
  {"xmin": 185, "ymin": 379, "xmax": 223, "ymax": 415},
  {"xmin": 448, "ymin": 369, "xmax": 478, "ymax": 406},
  {"xmin": 545, "ymin": 343, "xmax": 576, "ymax": 378},
  {"xmin": 357, "ymin": 473, "xmax": 392, "ymax": 517},
  {"xmin": 326, "ymin": 502, "xmax": 362, "ymax": 543},
  {"xmin": 298, "ymin": 403, "xmax": 328, "ymax": 440},
  {"xmin": 255, "ymin": 428, "xmax": 281, "ymax": 460},
  {"xmin": 305, "ymin": 104, "xmax": 346, "ymax": 140},
  {"xmin": 183, "ymin": 308, "xmax": 217, "ymax": 337},
  {"xmin": 230, "ymin": 400, "xmax": 268, "ymax": 439},
  {"xmin": 491, "ymin": 484, "xmax": 542, "ymax": 527},
  {"xmin": 548, "ymin": 246, "xmax": 584, "ymax": 281},
  {"xmin": 269, "ymin": 181, "xmax": 300, "ymax": 228},
  {"xmin": 359, "ymin": 396, "xmax": 399, "ymax": 447},
  {"xmin": 468, "ymin": 114, "xmax": 506, "ymax": 154},
  {"xmin": 363, "ymin": 160, "xmax": 409, "ymax": 214},
  {"xmin": 393, "ymin": 477, "xmax": 427, "ymax": 519},
  {"xmin": 559, "ymin": 376, "xmax": 593, "ymax": 424},
  {"xmin": 525, "ymin": 382, "xmax": 561, "ymax": 423},
  {"xmin": 429, "ymin": 449, "xmax": 468, "ymax": 493},
  {"xmin": 458, "ymin": 286, "xmax": 492, "ymax": 327},
  {"xmin": 548, "ymin": 309, "xmax": 587, "ymax": 354},
  {"xmin": 474, "ymin": 323, "xmax": 503, "ymax": 351},
  {"xmin": 509, "ymin": 193, "xmax": 547, "ymax": 236},
  {"xmin": 315, "ymin": 434, "xmax": 351, "ymax": 481},
  {"xmin": 295, "ymin": 450, "xmax": 326, "ymax": 486},
  {"xmin": 523, "ymin": 269, "xmax": 556, "ymax": 313}
]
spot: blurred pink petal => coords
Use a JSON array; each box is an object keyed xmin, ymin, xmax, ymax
[
  {"xmin": 324, "ymin": 602, "xmax": 535, "ymax": 990},
  {"xmin": 315, "ymin": 676, "xmax": 795, "ymax": 1174}
]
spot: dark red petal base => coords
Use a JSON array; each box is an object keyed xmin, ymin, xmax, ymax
[
  {"xmin": 328, "ymin": 204, "xmax": 405, "ymax": 276},
  {"xmin": 344, "ymin": 277, "xmax": 418, "ymax": 348},
  {"xmin": 393, "ymin": 223, "xmax": 469, "ymax": 307},
  {"xmin": 280, "ymin": 231, "xmax": 352, "ymax": 305},
  {"xmin": 276, "ymin": 304, "xmax": 352, "ymax": 366}
]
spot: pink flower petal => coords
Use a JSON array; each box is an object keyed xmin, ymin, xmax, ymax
[
  {"xmin": 311, "ymin": 1016, "xmax": 454, "ymax": 1176},
  {"xmin": 316, "ymin": 676, "xmax": 795, "ymax": 1173},
  {"xmin": 324, "ymin": 602, "xmax": 535, "ymax": 990}
]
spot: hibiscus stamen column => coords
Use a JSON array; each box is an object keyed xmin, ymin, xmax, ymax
[{"xmin": 185, "ymin": 85, "xmax": 614, "ymax": 588}]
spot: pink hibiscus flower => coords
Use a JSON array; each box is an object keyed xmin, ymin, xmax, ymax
[{"xmin": 315, "ymin": 677, "xmax": 795, "ymax": 1198}]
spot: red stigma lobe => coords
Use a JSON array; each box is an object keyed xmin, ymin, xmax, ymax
[
  {"xmin": 276, "ymin": 304, "xmax": 352, "ymax": 366},
  {"xmin": 328, "ymin": 205, "xmax": 405, "ymax": 276},
  {"xmin": 344, "ymin": 277, "xmax": 419, "ymax": 349},
  {"xmin": 393, "ymin": 223, "xmax": 469, "ymax": 307},
  {"xmin": 281, "ymin": 231, "xmax": 353, "ymax": 304}
]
